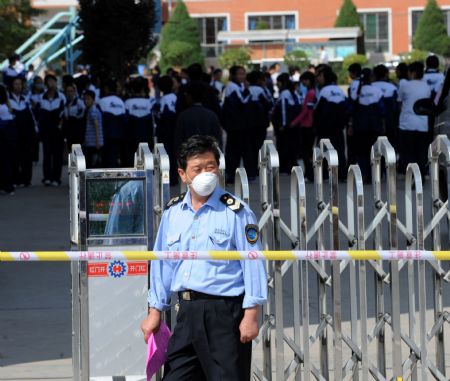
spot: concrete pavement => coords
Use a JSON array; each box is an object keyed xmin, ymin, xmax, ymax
[{"xmin": 1, "ymin": 160, "xmax": 450, "ymax": 380}]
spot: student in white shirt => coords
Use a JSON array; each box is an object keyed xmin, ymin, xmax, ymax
[
  {"xmin": 397, "ymin": 62, "xmax": 431, "ymax": 176},
  {"xmin": 423, "ymin": 55, "xmax": 445, "ymax": 99}
]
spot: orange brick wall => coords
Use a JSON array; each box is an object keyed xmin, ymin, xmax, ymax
[{"xmin": 170, "ymin": 0, "xmax": 450, "ymax": 55}]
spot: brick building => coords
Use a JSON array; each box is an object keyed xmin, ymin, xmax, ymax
[{"xmin": 161, "ymin": 0, "xmax": 450, "ymax": 63}]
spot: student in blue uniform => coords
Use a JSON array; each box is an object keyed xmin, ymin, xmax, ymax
[
  {"xmin": 246, "ymin": 70, "xmax": 273, "ymax": 180},
  {"xmin": 222, "ymin": 65, "xmax": 251, "ymax": 183},
  {"xmin": 314, "ymin": 66, "xmax": 348, "ymax": 179},
  {"xmin": 271, "ymin": 73, "xmax": 302, "ymax": 174},
  {"xmin": 398, "ymin": 62, "xmax": 431, "ymax": 176},
  {"xmin": 423, "ymin": 55, "xmax": 445, "ymax": 100},
  {"xmin": 141, "ymin": 135, "xmax": 267, "ymax": 381},
  {"xmin": 210, "ymin": 68, "xmax": 224, "ymax": 99},
  {"xmin": 28, "ymin": 76, "xmax": 44, "ymax": 163},
  {"xmin": 83, "ymin": 90, "xmax": 103, "ymax": 168},
  {"xmin": 124, "ymin": 77, "xmax": 155, "ymax": 167},
  {"xmin": 36, "ymin": 74, "xmax": 66, "ymax": 186},
  {"xmin": 0, "ymin": 85, "xmax": 16, "ymax": 195},
  {"xmin": 62, "ymin": 82, "xmax": 85, "ymax": 150},
  {"xmin": 347, "ymin": 63, "xmax": 362, "ymax": 165},
  {"xmin": 155, "ymin": 75, "xmax": 178, "ymax": 184},
  {"xmin": 372, "ymin": 64, "xmax": 398, "ymax": 149},
  {"xmin": 8, "ymin": 77, "xmax": 36, "ymax": 187},
  {"xmin": 349, "ymin": 68, "xmax": 384, "ymax": 183},
  {"xmin": 98, "ymin": 79, "xmax": 126, "ymax": 168}
]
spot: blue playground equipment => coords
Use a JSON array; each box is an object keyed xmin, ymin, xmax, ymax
[{"xmin": 0, "ymin": 7, "xmax": 82, "ymax": 78}]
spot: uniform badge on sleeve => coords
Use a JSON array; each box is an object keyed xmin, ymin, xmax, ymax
[{"xmin": 245, "ymin": 224, "xmax": 259, "ymax": 245}]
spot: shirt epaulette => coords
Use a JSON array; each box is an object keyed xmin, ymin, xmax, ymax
[
  {"xmin": 220, "ymin": 193, "xmax": 244, "ymax": 213},
  {"xmin": 165, "ymin": 193, "xmax": 186, "ymax": 209}
]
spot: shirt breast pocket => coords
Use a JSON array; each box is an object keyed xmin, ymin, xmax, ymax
[
  {"xmin": 208, "ymin": 231, "xmax": 232, "ymax": 266},
  {"xmin": 167, "ymin": 233, "xmax": 181, "ymax": 251}
]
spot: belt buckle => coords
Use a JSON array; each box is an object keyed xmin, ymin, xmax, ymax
[{"xmin": 182, "ymin": 291, "xmax": 191, "ymax": 301}]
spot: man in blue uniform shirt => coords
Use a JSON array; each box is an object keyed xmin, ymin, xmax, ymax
[{"xmin": 141, "ymin": 135, "xmax": 267, "ymax": 381}]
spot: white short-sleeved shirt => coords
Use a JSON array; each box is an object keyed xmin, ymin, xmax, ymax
[{"xmin": 398, "ymin": 79, "xmax": 431, "ymax": 132}]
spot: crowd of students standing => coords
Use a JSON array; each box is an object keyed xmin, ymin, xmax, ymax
[{"xmin": 1, "ymin": 54, "xmax": 449, "ymax": 195}]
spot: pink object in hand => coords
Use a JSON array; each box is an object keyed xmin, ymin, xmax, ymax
[{"xmin": 146, "ymin": 321, "xmax": 172, "ymax": 380}]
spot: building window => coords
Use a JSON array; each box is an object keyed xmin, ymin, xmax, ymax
[
  {"xmin": 411, "ymin": 9, "xmax": 450, "ymax": 38},
  {"xmin": 358, "ymin": 11, "xmax": 389, "ymax": 53},
  {"xmin": 195, "ymin": 17, "xmax": 227, "ymax": 57},
  {"xmin": 196, "ymin": 17, "xmax": 227, "ymax": 45},
  {"xmin": 247, "ymin": 14, "xmax": 296, "ymax": 30}
]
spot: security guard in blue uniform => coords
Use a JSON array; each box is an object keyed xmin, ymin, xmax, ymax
[{"xmin": 141, "ymin": 135, "xmax": 267, "ymax": 381}]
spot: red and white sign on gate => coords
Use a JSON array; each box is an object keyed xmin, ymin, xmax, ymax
[{"xmin": 87, "ymin": 261, "xmax": 148, "ymax": 278}]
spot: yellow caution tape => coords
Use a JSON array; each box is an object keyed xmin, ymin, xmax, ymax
[{"xmin": 0, "ymin": 250, "xmax": 449, "ymax": 262}]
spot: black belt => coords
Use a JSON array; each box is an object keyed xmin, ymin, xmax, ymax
[{"xmin": 178, "ymin": 290, "xmax": 243, "ymax": 302}]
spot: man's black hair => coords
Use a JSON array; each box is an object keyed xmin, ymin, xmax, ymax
[
  {"xmin": 426, "ymin": 55, "xmax": 440, "ymax": 70},
  {"xmin": 409, "ymin": 61, "xmax": 425, "ymax": 79},
  {"xmin": 229, "ymin": 65, "xmax": 244, "ymax": 78},
  {"xmin": 373, "ymin": 64, "xmax": 389, "ymax": 81},
  {"xmin": 177, "ymin": 135, "xmax": 221, "ymax": 170},
  {"xmin": 348, "ymin": 63, "xmax": 362, "ymax": 77},
  {"xmin": 44, "ymin": 73, "xmax": 57, "ymax": 85},
  {"xmin": 396, "ymin": 62, "xmax": 409, "ymax": 80},
  {"xmin": 213, "ymin": 68, "xmax": 222, "ymax": 75},
  {"xmin": 104, "ymin": 79, "xmax": 118, "ymax": 94},
  {"xmin": 246, "ymin": 70, "xmax": 263, "ymax": 86},
  {"xmin": 158, "ymin": 75, "xmax": 174, "ymax": 94},
  {"xmin": 84, "ymin": 89, "xmax": 96, "ymax": 100},
  {"xmin": 300, "ymin": 71, "xmax": 315, "ymax": 87},
  {"xmin": 187, "ymin": 63, "xmax": 203, "ymax": 81},
  {"xmin": 186, "ymin": 81, "xmax": 207, "ymax": 103}
]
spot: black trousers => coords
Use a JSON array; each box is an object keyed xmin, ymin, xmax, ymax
[
  {"xmin": 0, "ymin": 133, "xmax": 15, "ymax": 193},
  {"xmin": 103, "ymin": 138, "xmax": 121, "ymax": 168},
  {"xmin": 398, "ymin": 130, "xmax": 429, "ymax": 177},
  {"xmin": 275, "ymin": 127, "xmax": 299, "ymax": 174},
  {"xmin": 13, "ymin": 138, "xmax": 34, "ymax": 186},
  {"xmin": 163, "ymin": 298, "xmax": 252, "ymax": 381},
  {"xmin": 299, "ymin": 127, "xmax": 315, "ymax": 181},
  {"xmin": 354, "ymin": 130, "xmax": 379, "ymax": 183},
  {"xmin": 225, "ymin": 130, "xmax": 254, "ymax": 182},
  {"xmin": 42, "ymin": 131, "xmax": 63, "ymax": 182}
]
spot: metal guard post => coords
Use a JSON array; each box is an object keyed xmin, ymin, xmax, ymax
[
  {"xmin": 313, "ymin": 139, "xmax": 341, "ymax": 379},
  {"xmin": 371, "ymin": 136, "xmax": 400, "ymax": 378},
  {"xmin": 234, "ymin": 168, "xmax": 250, "ymax": 205},
  {"xmin": 428, "ymin": 134, "xmax": 450, "ymax": 376}
]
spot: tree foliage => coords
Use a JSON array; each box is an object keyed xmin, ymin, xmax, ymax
[
  {"xmin": 284, "ymin": 50, "xmax": 310, "ymax": 70},
  {"xmin": 399, "ymin": 50, "xmax": 429, "ymax": 64},
  {"xmin": 159, "ymin": 0, "xmax": 203, "ymax": 72},
  {"xmin": 218, "ymin": 48, "xmax": 251, "ymax": 69},
  {"xmin": 414, "ymin": 0, "xmax": 450, "ymax": 56},
  {"xmin": 334, "ymin": 0, "xmax": 362, "ymax": 28},
  {"xmin": 342, "ymin": 53, "xmax": 368, "ymax": 70},
  {"xmin": 79, "ymin": 0, "xmax": 155, "ymax": 83},
  {"xmin": 0, "ymin": 0, "xmax": 42, "ymax": 61}
]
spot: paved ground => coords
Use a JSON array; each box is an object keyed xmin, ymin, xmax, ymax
[{"xmin": 1, "ymin": 157, "xmax": 450, "ymax": 380}]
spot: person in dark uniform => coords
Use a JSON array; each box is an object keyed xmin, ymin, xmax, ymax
[
  {"xmin": 98, "ymin": 79, "xmax": 126, "ymax": 168},
  {"xmin": 8, "ymin": 77, "xmax": 36, "ymax": 187},
  {"xmin": 0, "ymin": 85, "xmax": 16, "ymax": 195},
  {"xmin": 175, "ymin": 81, "xmax": 222, "ymax": 154},
  {"xmin": 141, "ymin": 135, "xmax": 267, "ymax": 381},
  {"xmin": 271, "ymin": 73, "xmax": 302, "ymax": 174},
  {"xmin": 155, "ymin": 75, "xmax": 179, "ymax": 184},
  {"xmin": 36, "ymin": 74, "xmax": 66, "ymax": 186},
  {"xmin": 124, "ymin": 77, "xmax": 156, "ymax": 166},
  {"xmin": 246, "ymin": 70, "xmax": 273, "ymax": 179},
  {"xmin": 349, "ymin": 68, "xmax": 384, "ymax": 183},
  {"xmin": 314, "ymin": 67, "xmax": 348, "ymax": 180},
  {"xmin": 62, "ymin": 82, "xmax": 85, "ymax": 150},
  {"xmin": 222, "ymin": 65, "xmax": 251, "ymax": 184},
  {"xmin": 346, "ymin": 63, "xmax": 362, "ymax": 166},
  {"xmin": 372, "ymin": 64, "xmax": 398, "ymax": 149}
]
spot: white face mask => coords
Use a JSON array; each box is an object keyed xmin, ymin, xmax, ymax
[{"xmin": 188, "ymin": 172, "xmax": 218, "ymax": 197}]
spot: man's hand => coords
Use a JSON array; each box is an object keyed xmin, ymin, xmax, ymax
[
  {"xmin": 140, "ymin": 308, "xmax": 161, "ymax": 343},
  {"xmin": 239, "ymin": 306, "xmax": 260, "ymax": 344}
]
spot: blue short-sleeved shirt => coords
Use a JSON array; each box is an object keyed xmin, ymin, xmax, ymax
[
  {"xmin": 148, "ymin": 186, "xmax": 268, "ymax": 310},
  {"xmin": 84, "ymin": 106, "xmax": 103, "ymax": 147}
]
